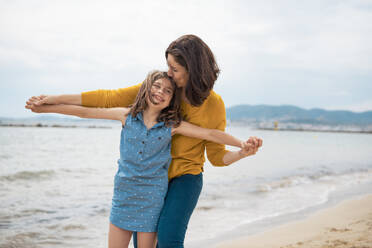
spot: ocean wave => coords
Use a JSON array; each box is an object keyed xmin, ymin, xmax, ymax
[
  {"xmin": 196, "ymin": 206, "xmax": 214, "ymax": 211},
  {"xmin": 20, "ymin": 208, "xmax": 57, "ymax": 216},
  {"xmin": 0, "ymin": 220, "xmax": 12, "ymax": 229},
  {"xmin": 256, "ymin": 168, "xmax": 372, "ymax": 193},
  {"xmin": 0, "ymin": 170, "xmax": 55, "ymax": 182},
  {"xmin": 0, "ymin": 232, "xmax": 40, "ymax": 248},
  {"xmin": 63, "ymin": 224, "xmax": 86, "ymax": 231},
  {"xmin": 2, "ymin": 209, "xmax": 57, "ymax": 222}
]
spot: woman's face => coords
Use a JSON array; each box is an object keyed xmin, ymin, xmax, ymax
[
  {"xmin": 148, "ymin": 78, "xmax": 174, "ymax": 110},
  {"xmin": 166, "ymin": 54, "xmax": 189, "ymax": 88}
]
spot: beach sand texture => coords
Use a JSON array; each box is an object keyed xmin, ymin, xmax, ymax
[{"xmin": 217, "ymin": 195, "xmax": 372, "ymax": 248}]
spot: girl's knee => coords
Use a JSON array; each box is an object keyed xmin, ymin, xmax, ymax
[
  {"xmin": 137, "ymin": 232, "xmax": 157, "ymax": 248},
  {"xmin": 108, "ymin": 223, "xmax": 132, "ymax": 248}
]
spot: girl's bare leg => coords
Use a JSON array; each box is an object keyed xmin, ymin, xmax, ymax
[
  {"xmin": 108, "ymin": 223, "xmax": 132, "ymax": 248},
  {"xmin": 137, "ymin": 232, "xmax": 157, "ymax": 248}
]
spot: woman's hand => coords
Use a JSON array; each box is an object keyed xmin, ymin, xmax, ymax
[
  {"xmin": 238, "ymin": 136, "xmax": 263, "ymax": 158},
  {"xmin": 25, "ymin": 95, "xmax": 54, "ymax": 113},
  {"xmin": 222, "ymin": 137, "xmax": 262, "ymax": 165},
  {"xmin": 238, "ymin": 141, "xmax": 258, "ymax": 157},
  {"xmin": 26, "ymin": 94, "xmax": 82, "ymax": 106},
  {"xmin": 26, "ymin": 95, "xmax": 56, "ymax": 106}
]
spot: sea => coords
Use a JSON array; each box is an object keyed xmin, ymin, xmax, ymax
[{"xmin": 1, "ymin": 120, "xmax": 372, "ymax": 248}]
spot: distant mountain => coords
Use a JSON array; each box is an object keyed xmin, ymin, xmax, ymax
[
  {"xmin": 226, "ymin": 105, "xmax": 372, "ymax": 126},
  {"xmin": 2, "ymin": 105, "xmax": 372, "ymax": 127}
]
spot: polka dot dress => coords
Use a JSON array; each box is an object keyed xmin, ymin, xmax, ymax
[{"xmin": 110, "ymin": 112, "xmax": 171, "ymax": 232}]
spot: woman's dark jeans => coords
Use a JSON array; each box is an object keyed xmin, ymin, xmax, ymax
[{"xmin": 133, "ymin": 173, "xmax": 203, "ymax": 248}]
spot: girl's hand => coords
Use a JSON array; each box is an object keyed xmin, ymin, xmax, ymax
[
  {"xmin": 238, "ymin": 136, "xmax": 263, "ymax": 158},
  {"xmin": 247, "ymin": 136, "xmax": 263, "ymax": 149},
  {"xmin": 238, "ymin": 141, "xmax": 258, "ymax": 157},
  {"xmin": 222, "ymin": 138, "xmax": 262, "ymax": 165},
  {"xmin": 25, "ymin": 103, "xmax": 48, "ymax": 113}
]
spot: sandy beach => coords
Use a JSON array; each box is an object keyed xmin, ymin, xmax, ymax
[{"xmin": 216, "ymin": 194, "xmax": 372, "ymax": 248}]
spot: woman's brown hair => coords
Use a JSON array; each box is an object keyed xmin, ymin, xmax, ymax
[
  {"xmin": 166, "ymin": 34, "xmax": 220, "ymax": 106},
  {"xmin": 129, "ymin": 70, "xmax": 182, "ymax": 127}
]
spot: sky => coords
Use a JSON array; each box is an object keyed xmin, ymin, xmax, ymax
[{"xmin": 1, "ymin": 0, "xmax": 372, "ymax": 117}]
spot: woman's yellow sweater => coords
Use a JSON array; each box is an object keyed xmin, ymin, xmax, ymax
[{"xmin": 82, "ymin": 84, "xmax": 229, "ymax": 180}]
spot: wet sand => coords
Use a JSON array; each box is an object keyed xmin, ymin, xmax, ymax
[{"xmin": 216, "ymin": 194, "xmax": 372, "ymax": 248}]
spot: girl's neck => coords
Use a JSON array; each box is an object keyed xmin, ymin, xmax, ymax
[{"xmin": 142, "ymin": 107, "xmax": 161, "ymax": 130}]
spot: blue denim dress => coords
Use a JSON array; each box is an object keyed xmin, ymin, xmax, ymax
[{"xmin": 110, "ymin": 112, "xmax": 172, "ymax": 232}]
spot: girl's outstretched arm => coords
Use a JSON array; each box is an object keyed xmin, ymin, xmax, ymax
[
  {"xmin": 172, "ymin": 121, "xmax": 262, "ymax": 165},
  {"xmin": 172, "ymin": 121, "xmax": 244, "ymax": 148},
  {"xmin": 25, "ymin": 104, "xmax": 130, "ymax": 125}
]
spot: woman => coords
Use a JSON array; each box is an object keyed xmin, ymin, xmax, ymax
[
  {"xmin": 27, "ymin": 70, "xmax": 257, "ymax": 248},
  {"xmin": 27, "ymin": 34, "xmax": 263, "ymax": 248}
]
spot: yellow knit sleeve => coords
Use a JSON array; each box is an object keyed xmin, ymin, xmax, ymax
[
  {"xmin": 205, "ymin": 94, "xmax": 230, "ymax": 166},
  {"xmin": 81, "ymin": 83, "xmax": 141, "ymax": 108}
]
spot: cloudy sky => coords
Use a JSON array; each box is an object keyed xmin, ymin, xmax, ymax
[{"xmin": 1, "ymin": 0, "xmax": 371, "ymax": 117}]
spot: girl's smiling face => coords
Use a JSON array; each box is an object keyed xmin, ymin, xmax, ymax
[{"xmin": 148, "ymin": 78, "xmax": 174, "ymax": 110}]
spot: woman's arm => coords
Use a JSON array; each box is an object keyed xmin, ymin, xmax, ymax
[
  {"xmin": 222, "ymin": 141, "xmax": 259, "ymax": 165},
  {"xmin": 82, "ymin": 84, "xmax": 141, "ymax": 107},
  {"xmin": 26, "ymin": 84, "xmax": 142, "ymax": 108},
  {"xmin": 172, "ymin": 121, "xmax": 261, "ymax": 165},
  {"xmin": 199, "ymin": 93, "xmax": 262, "ymax": 166},
  {"xmin": 27, "ymin": 94, "xmax": 81, "ymax": 106},
  {"xmin": 172, "ymin": 121, "xmax": 243, "ymax": 148},
  {"xmin": 25, "ymin": 104, "xmax": 130, "ymax": 125}
]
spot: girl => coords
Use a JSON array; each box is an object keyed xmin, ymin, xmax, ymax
[{"xmin": 26, "ymin": 70, "xmax": 258, "ymax": 248}]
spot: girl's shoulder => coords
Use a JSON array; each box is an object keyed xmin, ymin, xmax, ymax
[
  {"xmin": 119, "ymin": 107, "xmax": 132, "ymax": 127},
  {"xmin": 122, "ymin": 107, "xmax": 131, "ymax": 116}
]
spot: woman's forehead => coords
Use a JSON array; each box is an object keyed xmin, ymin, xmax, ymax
[{"xmin": 167, "ymin": 54, "xmax": 182, "ymax": 68}]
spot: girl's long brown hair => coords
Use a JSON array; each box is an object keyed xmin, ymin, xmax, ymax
[
  {"xmin": 129, "ymin": 70, "xmax": 182, "ymax": 127},
  {"xmin": 166, "ymin": 34, "xmax": 220, "ymax": 106}
]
